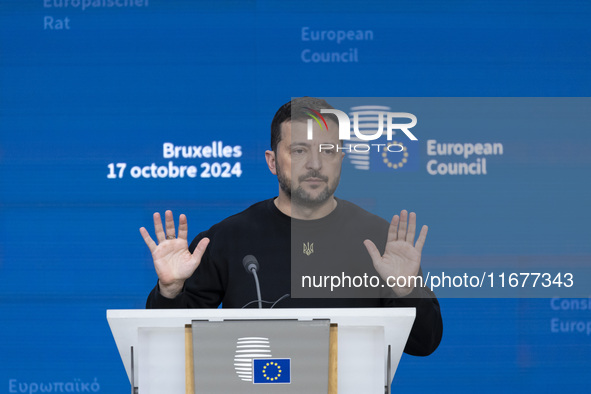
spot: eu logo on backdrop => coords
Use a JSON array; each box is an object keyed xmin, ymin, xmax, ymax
[{"xmin": 253, "ymin": 358, "xmax": 291, "ymax": 384}]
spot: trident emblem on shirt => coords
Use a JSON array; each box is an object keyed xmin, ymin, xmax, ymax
[{"xmin": 303, "ymin": 242, "xmax": 314, "ymax": 256}]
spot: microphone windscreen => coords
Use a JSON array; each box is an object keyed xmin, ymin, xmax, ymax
[{"xmin": 242, "ymin": 255, "xmax": 259, "ymax": 273}]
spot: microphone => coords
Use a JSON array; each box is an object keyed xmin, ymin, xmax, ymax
[
  {"xmin": 242, "ymin": 255, "xmax": 262, "ymax": 309},
  {"xmin": 242, "ymin": 254, "xmax": 259, "ymax": 274}
]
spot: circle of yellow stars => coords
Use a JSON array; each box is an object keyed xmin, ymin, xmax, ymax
[
  {"xmin": 382, "ymin": 141, "xmax": 408, "ymax": 169},
  {"xmin": 262, "ymin": 362, "xmax": 282, "ymax": 381}
]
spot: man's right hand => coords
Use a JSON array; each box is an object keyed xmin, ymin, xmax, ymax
[{"xmin": 140, "ymin": 210, "xmax": 210, "ymax": 299}]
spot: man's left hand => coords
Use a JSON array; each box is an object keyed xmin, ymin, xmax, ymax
[{"xmin": 364, "ymin": 210, "xmax": 428, "ymax": 297}]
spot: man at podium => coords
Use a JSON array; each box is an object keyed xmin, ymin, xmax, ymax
[{"xmin": 141, "ymin": 97, "xmax": 442, "ymax": 356}]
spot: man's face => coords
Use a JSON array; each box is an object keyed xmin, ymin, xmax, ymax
[{"xmin": 275, "ymin": 119, "xmax": 344, "ymax": 207}]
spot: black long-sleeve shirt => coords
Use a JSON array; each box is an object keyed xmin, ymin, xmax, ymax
[{"xmin": 146, "ymin": 198, "xmax": 443, "ymax": 356}]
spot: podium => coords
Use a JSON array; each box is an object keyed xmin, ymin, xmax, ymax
[{"xmin": 107, "ymin": 308, "xmax": 416, "ymax": 393}]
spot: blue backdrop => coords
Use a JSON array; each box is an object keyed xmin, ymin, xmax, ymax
[{"xmin": 1, "ymin": 1, "xmax": 590, "ymax": 392}]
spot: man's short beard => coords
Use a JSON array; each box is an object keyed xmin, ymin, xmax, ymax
[{"xmin": 276, "ymin": 161, "xmax": 339, "ymax": 208}]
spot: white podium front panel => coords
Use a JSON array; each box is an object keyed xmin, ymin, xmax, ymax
[
  {"xmin": 107, "ymin": 308, "xmax": 415, "ymax": 393},
  {"xmin": 137, "ymin": 327, "xmax": 186, "ymax": 394},
  {"xmin": 338, "ymin": 326, "xmax": 385, "ymax": 394}
]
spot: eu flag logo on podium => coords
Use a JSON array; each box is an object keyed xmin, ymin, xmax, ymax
[{"xmin": 253, "ymin": 358, "xmax": 291, "ymax": 384}]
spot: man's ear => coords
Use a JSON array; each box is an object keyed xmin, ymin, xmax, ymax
[{"xmin": 265, "ymin": 150, "xmax": 277, "ymax": 175}]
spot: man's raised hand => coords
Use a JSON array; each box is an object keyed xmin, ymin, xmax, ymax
[
  {"xmin": 139, "ymin": 210, "xmax": 209, "ymax": 299},
  {"xmin": 363, "ymin": 210, "xmax": 428, "ymax": 297}
]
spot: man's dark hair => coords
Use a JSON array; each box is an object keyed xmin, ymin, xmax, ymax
[{"xmin": 270, "ymin": 97, "xmax": 335, "ymax": 153}]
